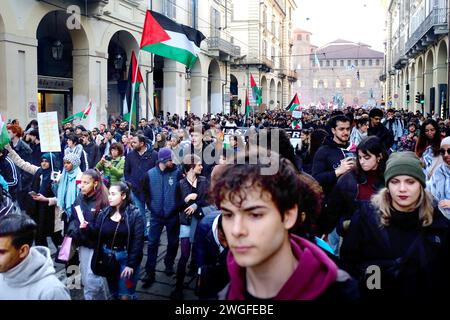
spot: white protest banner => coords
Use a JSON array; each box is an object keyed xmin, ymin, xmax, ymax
[
  {"xmin": 37, "ymin": 112, "xmax": 61, "ymax": 152},
  {"xmin": 292, "ymin": 111, "xmax": 302, "ymax": 119}
]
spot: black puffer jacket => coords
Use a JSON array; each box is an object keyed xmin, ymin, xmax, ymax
[
  {"xmin": 90, "ymin": 204, "xmax": 145, "ymax": 270},
  {"xmin": 311, "ymin": 137, "xmax": 348, "ymax": 195},
  {"xmin": 83, "ymin": 141, "xmax": 102, "ymax": 169},
  {"xmin": 340, "ymin": 201, "xmax": 450, "ymax": 299},
  {"xmin": 327, "ymin": 170, "xmax": 384, "ymax": 235},
  {"xmin": 368, "ymin": 124, "xmax": 394, "ymax": 150},
  {"xmin": 67, "ymin": 193, "xmax": 103, "ymax": 249}
]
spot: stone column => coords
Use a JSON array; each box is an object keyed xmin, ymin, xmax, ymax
[
  {"xmin": 435, "ymin": 63, "xmax": 446, "ymax": 117},
  {"xmin": 72, "ymin": 49, "xmax": 108, "ymax": 129},
  {"xmin": 0, "ymin": 34, "xmax": 37, "ymax": 123},
  {"xmin": 163, "ymin": 59, "xmax": 186, "ymax": 116},
  {"xmin": 190, "ymin": 68, "xmax": 208, "ymax": 116}
]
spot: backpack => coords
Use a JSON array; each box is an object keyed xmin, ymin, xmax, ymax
[{"xmin": 0, "ymin": 187, "xmax": 21, "ymax": 217}]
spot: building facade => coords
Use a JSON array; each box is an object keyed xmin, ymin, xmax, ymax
[
  {"xmin": 383, "ymin": 0, "xmax": 448, "ymax": 116},
  {"xmin": 228, "ymin": 0, "xmax": 297, "ymax": 113},
  {"xmin": 293, "ymin": 36, "xmax": 384, "ymax": 107},
  {"xmin": 0, "ymin": 0, "xmax": 243, "ymax": 126},
  {"xmin": 291, "ymin": 28, "xmax": 316, "ymax": 106}
]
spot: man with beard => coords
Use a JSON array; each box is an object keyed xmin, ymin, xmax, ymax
[
  {"xmin": 124, "ymin": 134, "xmax": 158, "ymax": 231},
  {"xmin": 312, "ymin": 115, "xmax": 355, "ymax": 235}
]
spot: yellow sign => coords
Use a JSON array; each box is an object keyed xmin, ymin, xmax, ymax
[{"xmin": 37, "ymin": 112, "xmax": 61, "ymax": 152}]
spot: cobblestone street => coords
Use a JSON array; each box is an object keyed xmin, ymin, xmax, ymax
[{"xmin": 53, "ymin": 230, "xmax": 197, "ymax": 300}]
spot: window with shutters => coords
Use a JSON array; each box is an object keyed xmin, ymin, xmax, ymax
[
  {"xmin": 210, "ymin": 7, "xmax": 221, "ymax": 38},
  {"xmin": 163, "ymin": 0, "xmax": 176, "ymax": 20}
]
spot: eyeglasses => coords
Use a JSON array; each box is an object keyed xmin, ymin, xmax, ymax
[{"xmin": 440, "ymin": 148, "xmax": 450, "ymax": 155}]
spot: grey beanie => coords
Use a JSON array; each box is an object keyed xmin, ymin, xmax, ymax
[{"xmin": 63, "ymin": 152, "xmax": 81, "ymax": 169}]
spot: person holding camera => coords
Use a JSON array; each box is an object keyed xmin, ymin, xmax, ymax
[
  {"xmin": 170, "ymin": 154, "xmax": 208, "ymax": 300},
  {"xmin": 96, "ymin": 143, "xmax": 125, "ymax": 187}
]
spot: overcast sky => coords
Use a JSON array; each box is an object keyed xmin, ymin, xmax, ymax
[{"xmin": 294, "ymin": 0, "xmax": 386, "ymax": 52}]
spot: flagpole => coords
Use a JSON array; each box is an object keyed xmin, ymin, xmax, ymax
[
  {"xmin": 128, "ymin": 50, "xmax": 142, "ymax": 136},
  {"xmin": 140, "ymin": 81, "xmax": 155, "ymax": 119}
]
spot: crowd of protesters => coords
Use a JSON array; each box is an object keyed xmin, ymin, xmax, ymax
[{"xmin": 1, "ymin": 105, "xmax": 450, "ymax": 300}]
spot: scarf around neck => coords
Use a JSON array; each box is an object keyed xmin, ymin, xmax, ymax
[{"xmin": 56, "ymin": 167, "xmax": 81, "ymax": 213}]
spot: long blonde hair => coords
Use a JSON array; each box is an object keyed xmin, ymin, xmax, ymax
[{"xmin": 371, "ymin": 186, "xmax": 434, "ymax": 227}]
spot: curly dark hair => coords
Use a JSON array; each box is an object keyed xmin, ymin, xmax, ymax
[
  {"xmin": 415, "ymin": 119, "xmax": 441, "ymax": 157},
  {"xmin": 210, "ymin": 150, "xmax": 322, "ymax": 236}
]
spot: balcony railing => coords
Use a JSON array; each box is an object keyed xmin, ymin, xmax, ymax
[
  {"xmin": 261, "ymin": 56, "xmax": 274, "ymax": 69},
  {"xmin": 207, "ymin": 37, "xmax": 241, "ymax": 58},
  {"xmin": 287, "ymin": 70, "xmax": 297, "ymax": 81},
  {"xmin": 392, "ymin": 34, "xmax": 407, "ymax": 69},
  {"xmin": 405, "ymin": 7, "xmax": 448, "ymax": 52}
]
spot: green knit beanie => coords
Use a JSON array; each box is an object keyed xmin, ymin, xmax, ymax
[{"xmin": 384, "ymin": 152, "xmax": 426, "ymax": 187}]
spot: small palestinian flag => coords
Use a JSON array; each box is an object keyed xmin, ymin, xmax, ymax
[
  {"xmin": 62, "ymin": 100, "xmax": 92, "ymax": 125},
  {"xmin": 245, "ymin": 90, "xmax": 251, "ymax": 120},
  {"xmin": 286, "ymin": 93, "xmax": 300, "ymax": 112},
  {"xmin": 0, "ymin": 114, "xmax": 10, "ymax": 149},
  {"xmin": 140, "ymin": 10, "xmax": 206, "ymax": 69}
]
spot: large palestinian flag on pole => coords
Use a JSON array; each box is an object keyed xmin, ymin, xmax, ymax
[
  {"xmin": 140, "ymin": 10, "xmax": 206, "ymax": 69},
  {"xmin": 123, "ymin": 51, "xmax": 143, "ymax": 125},
  {"xmin": 286, "ymin": 93, "xmax": 300, "ymax": 112}
]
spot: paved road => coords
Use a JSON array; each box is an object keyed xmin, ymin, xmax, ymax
[{"xmin": 52, "ymin": 230, "xmax": 198, "ymax": 300}]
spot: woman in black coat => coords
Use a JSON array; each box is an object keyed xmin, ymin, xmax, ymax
[
  {"xmin": 171, "ymin": 154, "xmax": 209, "ymax": 300},
  {"xmin": 29, "ymin": 153, "xmax": 63, "ymax": 247},
  {"xmin": 81, "ymin": 181, "xmax": 145, "ymax": 300},
  {"xmin": 327, "ymin": 136, "xmax": 387, "ymax": 239},
  {"xmin": 340, "ymin": 152, "xmax": 450, "ymax": 299}
]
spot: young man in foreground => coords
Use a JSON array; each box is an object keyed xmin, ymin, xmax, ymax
[{"xmin": 211, "ymin": 151, "xmax": 358, "ymax": 300}]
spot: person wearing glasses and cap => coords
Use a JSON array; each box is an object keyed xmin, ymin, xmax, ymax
[{"xmin": 428, "ymin": 136, "xmax": 450, "ymax": 221}]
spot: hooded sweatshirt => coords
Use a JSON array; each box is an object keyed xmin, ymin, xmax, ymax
[
  {"xmin": 226, "ymin": 234, "xmax": 342, "ymax": 300},
  {"xmin": 0, "ymin": 246, "xmax": 70, "ymax": 300}
]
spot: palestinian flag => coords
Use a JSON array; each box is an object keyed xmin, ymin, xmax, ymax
[
  {"xmin": 250, "ymin": 74, "xmax": 262, "ymax": 105},
  {"xmin": 62, "ymin": 100, "xmax": 92, "ymax": 125},
  {"xmin": 0, "ymin": 114, "xmax": 10, "ymax": 149},
  {"xmin": 140, "ymin": 10, "xmax": 206, "ymax": 69},
  {"xmin": 123, "ymin": 51, "xmax": 143, "ymax": 125},
  {"xmin": 245, "ymin": 90, "xmax": 251, "ymax": 120},
  {"xmin": 286, "ymin": 93, "xmax": 300, "ymax": 112}
]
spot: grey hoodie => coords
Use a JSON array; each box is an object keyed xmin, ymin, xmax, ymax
[{"xmin": 0, "ymin": 246, "xmax": 70, "ymax": 300}]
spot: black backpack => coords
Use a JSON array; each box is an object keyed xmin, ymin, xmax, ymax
[{"xmin": 0, "ymin": 187, "xmax": 20, "ymax": 217}]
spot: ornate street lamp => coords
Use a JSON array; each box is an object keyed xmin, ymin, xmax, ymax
[
  {"xmin": 185, "ymin": 67, "xmax": 191, "ymax": 79},
  {"xmin": 114, "ymin": 52, "xmax": 124, "ymax": 70},
  {"xmin": 51, "ymin": 40, "xmax": 64, "ymax": 60}
]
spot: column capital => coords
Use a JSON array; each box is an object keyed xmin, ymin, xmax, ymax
[
  {"xmin": 72, "ymin": 49, "xmax": 108, "ymax": 59},
  {"xmin": 0, "ymin": 33, "xmax": 37, "ymax": 47}
]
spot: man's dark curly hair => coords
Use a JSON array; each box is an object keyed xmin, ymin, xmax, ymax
[{"xmin": 210, "ymin": 150, "xmax": 322, "ymax": 237}]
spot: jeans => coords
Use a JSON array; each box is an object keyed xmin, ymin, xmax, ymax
[
  {"xmin": 78, "ymin": 246, "xmax": 109, "ymax": 300},
  {"xmin": 145, "ymin": 215, "xmax": 180, "ymax": 274},
  {"xmin": 131, "ymin": 191, "xmax": 148, "ymax": 236},
  {"xmin": 103, "ymin": 246, "xmax": 140, "ymax": 300}
]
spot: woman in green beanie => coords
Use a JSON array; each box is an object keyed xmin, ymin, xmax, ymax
[{"xmin": 340, "ymin": 151, "xmax": 450, "ymax": 299}]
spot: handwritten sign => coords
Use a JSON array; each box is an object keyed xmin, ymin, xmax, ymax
[{"xmin": 37, "ymin": 112, "xmax": 61, "ymax": 152}]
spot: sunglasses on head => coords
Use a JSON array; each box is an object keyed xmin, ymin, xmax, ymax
[{"xmin": 440, "ymin": 148, "xmax": 450, "ymax": 155}]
